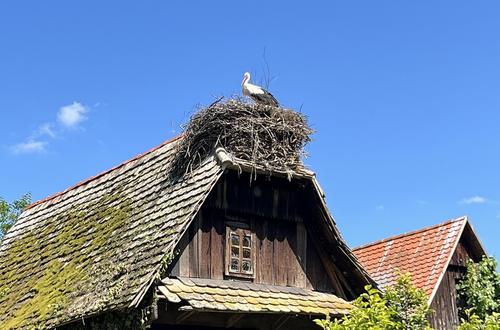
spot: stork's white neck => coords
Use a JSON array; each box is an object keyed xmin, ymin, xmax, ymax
[{"xmin": 242, "ymin": 73, "xmax": 251, "ymax": 86}]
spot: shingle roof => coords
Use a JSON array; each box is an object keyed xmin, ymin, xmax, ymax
[
  {"xmin": 352, "ymin": 217, "xmax": 470, "ymax": 300},
  {"xmin": 157, "ymin": 277, "xmax": 352, "ymax": 316},
  {"xmin": 0, "ymin": 136, "xmax": 372, "ymax": 329},
  {"xmin": 0, "ymin": 137, "xmax": 224, "ymax": 329}
]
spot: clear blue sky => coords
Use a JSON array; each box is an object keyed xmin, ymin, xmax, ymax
[{"xmin": 1, "ymin": 1, "xmax": 499, "ymax": 258}]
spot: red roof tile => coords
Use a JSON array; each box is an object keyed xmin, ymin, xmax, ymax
[{"xmin": 353, "ymin": 217, "xmax": 468, "ymax": 300}]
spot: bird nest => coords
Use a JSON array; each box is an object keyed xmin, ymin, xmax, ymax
[{"xmin": 171, "ymin": 97, "xmax": 313, "ymax": 178}]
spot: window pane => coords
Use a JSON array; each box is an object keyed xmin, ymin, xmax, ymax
[
  {"xmin": 243, "ymin": 248, "xmax": 251, "ymax": 259},
  {"xmin": 230, "ymin": 258, "xmax": 239, "ymax": 271},
  {"xmin": 231, "ymin": 233, "xmax": 239, "ymax": 246},
  {"xmin": 231, "ymin": 246, "xmax": 239, "ymax": 257},
  {"xmin": 243, "ymin": 235, "xmax": 251, "ymax": 247},
  {"xmin": 242, "ymin": 260, "xmax": 252, "ymax": 273}
]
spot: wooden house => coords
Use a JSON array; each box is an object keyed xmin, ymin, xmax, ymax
[
  {"xmin": 0, "ymin": 136, "xmax": 373, "ymax": 329},
  {"xmin": 353, "ymin": 217, "xmax": 486, "ymax": 330}
]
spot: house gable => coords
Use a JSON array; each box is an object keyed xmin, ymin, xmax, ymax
[
  {"xmin": 167, "ymin": 170, "xmax": 350, "ymax": 297},
  {"xmin": 0, "ymin": 139, "xmax": 372, "ymax": 329},
  {"xmin": 428, "ymin": 222, "xmax": 486, "ymax": 330}
]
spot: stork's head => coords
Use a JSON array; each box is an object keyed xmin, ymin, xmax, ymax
[{"xmin": 242, "ymin": 72, "xmax": 251, "ymax": 86}]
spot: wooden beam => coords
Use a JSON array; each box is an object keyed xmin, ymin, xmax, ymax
[
  {"xmin": 308, "ymin": 232, "xmax": 348, "ymax": 299},
  {"xmin": 225, "ymin": 313, "xmax": 245, "ymax": 328},
  {"xmin": 329, "ymin": 259, "xmax": 356, "ymax": 299}
]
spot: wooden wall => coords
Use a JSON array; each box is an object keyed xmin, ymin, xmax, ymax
[
  {"xmin": 428, "ymin": 239, "xmax": 471, "ymax": 330},
  {"xmin": 168, "ymin": 171, "xmax": 346, "ymax": 296},
  {"xmin": 169, "ymin": 209, "xmax": 336, "ymax": 293}
]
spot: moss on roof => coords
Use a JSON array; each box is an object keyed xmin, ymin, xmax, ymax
[
  {"xmin": 0, "ymin": 193, "xmax": 132, "ymax": 329},
  {"xmin": 0, "ymin": 99, "xmax": 370, "ymax": 329},
  {"xmin": 0, "ymin": 138, "xmax": 223, "ymax": 329}
]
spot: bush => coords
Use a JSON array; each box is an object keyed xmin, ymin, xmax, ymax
[{"xmin": 315, "ymin": 274, "xmax": 432, "ymax": 330}]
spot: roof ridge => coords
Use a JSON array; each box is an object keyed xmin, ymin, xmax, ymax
[
  {"xmin": 352, "ymin": 216, "xmax": 468, "ymax": 251},
  {"xmin": 27, "ymin": 135, "xmax": 182, "ymax": 210}
]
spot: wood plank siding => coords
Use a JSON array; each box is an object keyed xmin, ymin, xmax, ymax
[
  {"xmin": 168, "ymin": 171, "xmax": 348, "ymax": 297},
  {"xmin": 428, "ymin": 238, "xmax": 471, "ymax": 330}
]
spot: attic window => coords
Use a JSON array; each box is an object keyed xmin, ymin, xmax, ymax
[{"xmin": 225, "ymin": 226, "xmax": 254, "ymax": 278}]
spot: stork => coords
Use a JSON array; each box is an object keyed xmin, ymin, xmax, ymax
[{"xmin": 241, "ymin": 72, "xmax": 279, "ymax": 107}]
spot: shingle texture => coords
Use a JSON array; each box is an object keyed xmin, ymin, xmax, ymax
[
  {"xmin": 352, "ymin": 217, "xmax": 467, "ymax": 297},
  {"xmin": 158, "ymin": 277, "xmax": 352, "ymax": 316},
  {"xmin": 0, "ymin": 133, "xmax": 372, "ymax": 329},
  {"xmin": 0, "ymin": 137, "xmax": 223, "ymax": 329}
]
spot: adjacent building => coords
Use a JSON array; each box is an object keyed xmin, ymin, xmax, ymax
[{"xmin": 353, "ymin": 217, "xmax": 486, "ymax": 330}]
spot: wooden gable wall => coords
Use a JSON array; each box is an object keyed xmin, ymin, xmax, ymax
[
  {"xmin": 168, "ymin": 170, "xmax": 351, "ymax": 299},
  {"xmin": 428, "ymin": 227, "xmax": 485, "ymax": 330}
]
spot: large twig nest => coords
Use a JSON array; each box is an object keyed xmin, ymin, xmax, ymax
[{"xmin": 171, "ymin": 97, "xmax": 313, "ymax": 177}]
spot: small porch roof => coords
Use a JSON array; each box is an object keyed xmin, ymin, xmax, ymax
[{"xmin": 157, "ymin": 277, "xmax": 353, "ymax": 316}]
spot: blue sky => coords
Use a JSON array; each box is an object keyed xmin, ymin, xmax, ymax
[{"xmin": 1, "ymin": 1, "xmax": 499, "ymax": 258}]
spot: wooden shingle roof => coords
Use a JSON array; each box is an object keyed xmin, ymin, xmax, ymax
[
  {"xmin": 0, "ymin": 137, "xmax": 223, "ymax": 329},
  {"xmin": 0, "ymin": 137, "xmax": 372, "ymax": 329},
  {"xmin": 157, "ymin": 277, "xmax": 353, "ymax": 316},
  {"xmin": 352, "ymin": 217, "xmax": 485, "ymax": 302}
]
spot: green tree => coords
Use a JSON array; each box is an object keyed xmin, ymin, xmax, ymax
[
  {"xmin": 457, "ymin": 256, "xmax": 500, "ymax": 319},
  {"xmin": 315, "ymin": 274, "xmax": 432, "ymax": 330},
  {"xmin": 457, "ymin": 310, "xmax": 500, "ymax": 330},
  {"xmin": 0, "ymin": 193, "xmax": 31, "ymax": 239},
  {"xmin": 457, "ymin": 255, "xmax": 500, "ymax": 329},
  {"xmin": 315, "ymin": 285, "xmax": 398, "ymax": 330},
  {"xmin": 385, "ymin": 274, "xmax": 432, "ymax": 330}
]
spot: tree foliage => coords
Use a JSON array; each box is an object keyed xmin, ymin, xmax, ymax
[
  {"xmin": 315, "ymin": 274, "xmax": 432, "ymax": 330},
  {"xmin": 457, "ymin": 256, "xmax": 500, "ymax": 319},
  {"xmin": 457, "ymin": 255, "xmax": 500, "ymax": 329},
  {"xmin": 315, "ymin": 285, "xmax": 397, "ymax": 330},
  {"xmin": 0, "ymin": 193, "xmax": 31, "ymax": 239},
  {"xmin": 385, "ymin": 274, "xmax": 432, "ymax": 329},
  {"xmin": 457, "ymin": 310, "xmax": 500, "ymax": 330}
]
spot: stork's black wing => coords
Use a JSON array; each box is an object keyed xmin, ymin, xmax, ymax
[{"xmin": 251, "ymin": 89, "xmax": 279, "ymax": 107}]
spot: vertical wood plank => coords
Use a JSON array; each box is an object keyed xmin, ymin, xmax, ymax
[
  {"xmin": 178, "ymin": 232, "xmax": 190, "ymax": 277},
  {"xmin": 199, "ymin": 211, "xmax": 211, "ymax": 278},
  {"xmin": 305, "ymin": 236, "xmax": 318, "ymax": 290},
  {"xmin": 305, "ymin": 229, "xmax": 347, "ymax": 296},
  {"xmin": 296, "ymin": 223, "xmax": 307, "ymax": 288},
  {"xmin": 286, "ymin": 222, "xmax": 298, "ymax": 287},
  {"xmin": 273, "ymin": 221, "xmax": 286, "ymax": 286},
  {"xmin": 210, "ymin": 214, "xmax": 224, "ymax": 279},
  {"xmin": 261, "ymin": 219, "xmax": 275, "ymax": 284},
  {"xmin": 189, "ymin": 216, "xmax": 200, "ymax": 278},
  {"xmin": 254, "ymin": 217, "xmax": 264, "ymax": 283}
]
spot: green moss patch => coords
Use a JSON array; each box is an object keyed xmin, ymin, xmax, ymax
[{"xmin": 0, "ymin": 192, "xmax": 133, "ymax": 329}]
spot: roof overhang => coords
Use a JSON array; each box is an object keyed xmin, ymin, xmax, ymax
[{"xmin": 157, "ymin": 277, "xmax": 352, "ymax": 316}]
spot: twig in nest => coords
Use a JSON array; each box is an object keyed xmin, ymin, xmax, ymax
[{"xmin": 170, "ymin": 97, "xmax": 313, "ymax": 179}]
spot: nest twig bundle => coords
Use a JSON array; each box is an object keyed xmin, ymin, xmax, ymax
[{"xmin": 171, "ymin": 97, "xmax": 313, "ymax": 178}]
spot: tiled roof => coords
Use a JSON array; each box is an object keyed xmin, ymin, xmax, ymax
[
  {"xmin": 158, "ymin": 277, "xmax": 352, "ymax": 316},
  {"xmin": 352, "ymin": 217, "xmax": 468, "ymax": 299},
  {"xmin": 0, "ymin": 137, "xmax": 224, "ymax": 329}
]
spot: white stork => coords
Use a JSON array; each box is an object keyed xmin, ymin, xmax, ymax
[{"xmin": 241, "ymin": 72, "xmax": 279, "ymax": 107}]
